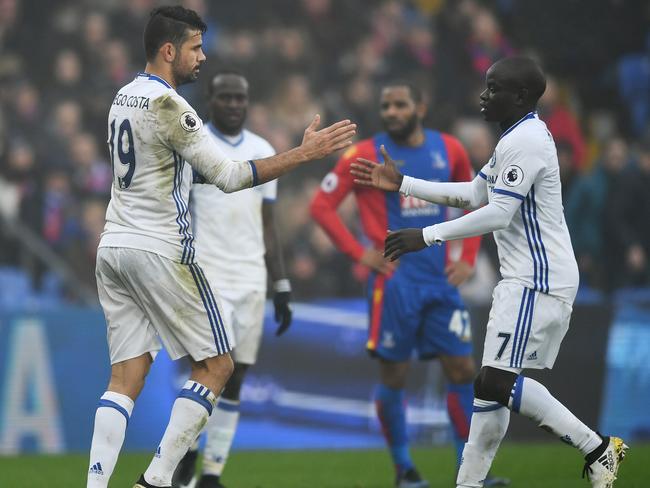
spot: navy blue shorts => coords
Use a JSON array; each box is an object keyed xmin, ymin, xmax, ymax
[{"xmin": 366, "ymin": 274, "xmax": 473, "ymax": 361}]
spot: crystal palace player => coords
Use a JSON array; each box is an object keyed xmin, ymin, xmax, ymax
[
  {"xmin": 352, "ymin": 57, "xmax": 627, "ymax": 488},
  {"xmin": 311, "ymin": 82, "xmax": 507, "ymax": 488},
  {"xmin": 86, "ymin": 6, "xmax": 355, "ymax": 488}
]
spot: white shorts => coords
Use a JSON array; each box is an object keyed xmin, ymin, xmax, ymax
[
  {"xmin": 205, "ymin": 284, "xmax": 266, "ymax": 365},
  {"xmin": 96, "ymin": 247, "xmax": 233, "ymax": 364},
  {"xmin": 482, "ymin": 281, "xmax": 572, "ymax": 370}
]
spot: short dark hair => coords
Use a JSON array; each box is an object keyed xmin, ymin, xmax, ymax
[
  {"xmin": 383, "ymin": 80, "xmax": 423, "ymax": 104},
  {"xmin": 143, "ymin": 6, "xmax": 207, "ymax": 62},
  {"xmin": 208, "ymin": 69, "xmax": 247, "ymax": 96}
]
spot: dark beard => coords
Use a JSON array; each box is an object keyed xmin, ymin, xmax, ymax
[
  {"xmin": 171, "ymin": 62, "xmax": 197, "ymax": 87},
  {"xmin": 384, "ymin": 113, "xmax": 419, "ymax": 142}
]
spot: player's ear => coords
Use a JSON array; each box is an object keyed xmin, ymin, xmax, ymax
[
  {"xmin": 416, "ymin": 101, "xmax": 427, "ymax": 120},
  {"xmin": 515, "ymin": 87, "xmax": 529, "ymax": 107},
  {"xmin": 160, "ymin": 42, "xmax": 176, "ymax": 63}
]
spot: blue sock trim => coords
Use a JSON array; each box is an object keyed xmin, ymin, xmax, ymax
[
  {"xmin": 178, "ymin": 388, "xmax": 214, "ymax": 415},
  {"xmin": 97, "ymin": 399, "xmax": 130, "ymax": 426},
  {"xmin": 511, "ymin": 375, "xmax": 525, "ymax": 413}
]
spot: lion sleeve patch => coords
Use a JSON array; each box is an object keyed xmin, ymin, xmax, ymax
[
  {"xmin": 501, "ymin": 164, "xmax": 524, "ymax": 187},
  {"xmin": 179, "ymin": 111, "xmax": 202, "ymax": 132}
]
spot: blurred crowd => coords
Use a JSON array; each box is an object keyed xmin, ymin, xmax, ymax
[{"xmin": 0, "ymin": 0, "xmax": 649, "ymax": 303}]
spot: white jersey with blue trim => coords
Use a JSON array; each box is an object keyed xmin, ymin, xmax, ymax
[
  {"xmin": 479, "ymin": 112, "xmax": 579, "ymax": 303},
  {"xmin": 100, "ymin": 73, "xmax": 256, "ymax": 264},
  {"xmin": 191, "ymin": 124, "xmax": 276, "ymax": 291}
]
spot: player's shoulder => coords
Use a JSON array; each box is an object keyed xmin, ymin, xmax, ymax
[
  {"xmin": 435, "ymin": 130, "xmax": 467, "ymax": 154},
  {"xmin": 150, "ymin": 90, "xmax": 203, "ymax": 134},
  {"xmin": 338, "ymin": 137, "xmax": 377, "ymax": 164}
]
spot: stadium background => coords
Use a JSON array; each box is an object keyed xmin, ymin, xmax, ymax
[{"xmin": 0, "ymin": 0, "xmax": 649, "ymax": 483}]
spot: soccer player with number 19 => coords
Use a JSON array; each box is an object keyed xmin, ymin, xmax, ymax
[
  {"xmin": 86, "ymin": 6, "xmax": 355, "ymax": 488},
  {"xmin": 352, "ymin": 57, "xmax": 627, "ymax": 488}
]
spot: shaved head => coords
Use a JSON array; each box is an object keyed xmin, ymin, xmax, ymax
[{"xmin": 490, "ymin": 56, "xmax": 546, "ymax": 105}]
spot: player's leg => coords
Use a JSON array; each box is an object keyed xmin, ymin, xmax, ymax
[
  {"xmin": 367, "ymin": 276, "xmax": 426, "ymax": 487},
  {"xmin": 142, "ymin": 353, "xmax": 234, "ymax": 487},
  {"xmin": 118, "ymin": 256, "xmax": 234, "ymax": 487},
  {"xmin": 197, "ymin": 288, "xmax": 264, "ymax": 487},
  {"xmin": 197, "ymin": 362, "xmax": 249, "ymax": 488},
  {"xmin": 420, "ymin": 295, "xmax": 475, "ymax": 469},
  {"xmin": 89, "ymin": 248, "xmax": 161, "ymax": 488},
  {"xmin": 439, "ymin": 354, "xmax": 476, "ymax": 466},
  {"xmin": 459, "ymin": 285, "xmax": 626, "ymax": 487}
]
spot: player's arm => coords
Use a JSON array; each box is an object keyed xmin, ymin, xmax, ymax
[
  {"xmin": 384, "ymin": 144, "xmax": 545, "ymax": 260},
  {"xmin": 164, "ymin": 96, "xmax": 355, "ymax": 192},
  {"xmin": 351, "ymin": 145, "xmax": 488, "ymax": 209},
  {"xmin": 444, "ymin": 134, "xmax": 481, "ymax": 285},
  {"xmin": 310, "ymin": 146, "xmax": 393, "ymax": 274},
  {"xmin": 262, "ymin": 182, "xmax": 292, "ymax": 336}
]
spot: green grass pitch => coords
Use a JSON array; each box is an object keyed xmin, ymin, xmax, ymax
[{"xmin": 1, "ymin": 443, "xmax": 648, "ymax": 487}]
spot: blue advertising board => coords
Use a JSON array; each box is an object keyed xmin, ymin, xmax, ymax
[{"xmin": 0, "ymin": 301, "xmax": 451, "ymax": 454}]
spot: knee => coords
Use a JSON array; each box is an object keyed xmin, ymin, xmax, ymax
[
  {"xmin": 221, "ymin": 363, "xmax": 249, "ymax": 401},
  {"xmin": 379, "ymin": 360, "xmax": 409, "ymax": 390},
  {"xmin": 209, "ymin": 353, "xmax": 235, "ymax": 380},
  {"xmin": 108, "ymin": 353, "xmax": 153, "ymax": 400},
  {"xmin": 473, "ymin": 366, "xmax": 518, "ymax": 406},
  {"xmin": 445, "ymin": 357, "xmax": 477, "ymax": 385}
]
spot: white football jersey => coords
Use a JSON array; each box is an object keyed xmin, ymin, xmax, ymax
[
  {"xmin": 100, "ymin": 73, "xmax": 256, "ymax": 264},
  {"xmin": 479, "ymin": 112, "xmax": 579, "ymax": 303},
  {"xmin": 191, "ymin": 124, "xmax": 276, "ymax": 291}
]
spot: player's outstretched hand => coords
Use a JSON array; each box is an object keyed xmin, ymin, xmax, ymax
[
  {"xmin": 300, "ymin": 114, "xmax": 357, "ymax": 160},
  {"xmin": 273, "ymin": 289, "xmax": 293, "ymax": 336},
  {"xmin": 384, "ymin": 228, "xmax": 427, "ymax": 261},
  {"xmin": 351, "ymin": 145, "xmax": 403, "ymax": 192}
]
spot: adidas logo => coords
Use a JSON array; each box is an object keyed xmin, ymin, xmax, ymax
[
  {"xmin": 598, "ymin": 451, "xmax": 615, "ymax": 473},
  {"xmin": 155, "ymin": 446, "xmax": 162, "ymax": 458},
  {"xmin": 89, "ymin": 462, "xmax": 104, "ymax": 475},
  {"xmin": 527, "ymin": 351, "xmax": 538, "ymax": 360}
]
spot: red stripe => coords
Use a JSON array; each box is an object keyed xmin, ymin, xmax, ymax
[
  {"xmin": 367, "ymin": 274, "xmax": 386, "ymax": 350},
  {"xmin": 447, "ymin": 392, "xmax": 470, "ymax": 440}
]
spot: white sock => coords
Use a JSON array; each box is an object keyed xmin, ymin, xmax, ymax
[
  {"xmin": 509, "ymin": 375, "xmax": 601, "ymax": 455},
  {"xmin": 456, "ymin": 400, "xmax": 510, "ymax": 488},
  {"xmin": 87, "ymin": 391, "xmax": 134, "ymax": 488},
  {"xmin": 202, "ymin": 398, "xmax": 241, "ymax": 477},
  {"xmin": 144, "ymin": 381, "xmax": 216, "ymax": 486}
]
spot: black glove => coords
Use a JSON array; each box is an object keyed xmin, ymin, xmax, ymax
[{"xmin": 273, "ymin": 280, "xmax": 293, "ymax": 336}]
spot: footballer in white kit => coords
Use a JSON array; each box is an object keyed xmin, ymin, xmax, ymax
[
  {"xmin": 352, "ymin": 57, "xmax": 627, "ymax": 488},
  {"xmin": 173, "ymin": 72, "xmax": 293, "ymax": 488},
  {"xmin": 86, "ymin": 7, "xmax": 356, "ymax": 488},
  {"xmin": 192, "ymin": 125, "xmax": 279, "ymax": 363}
]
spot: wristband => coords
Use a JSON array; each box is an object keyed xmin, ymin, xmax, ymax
[{"xmin": 274, "ymin": 279, "xmax": 292, "ymax": 293}]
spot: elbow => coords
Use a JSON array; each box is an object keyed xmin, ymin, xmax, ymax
[{"xmin": 309, "ymin": 198, "xmax": 326, "ymax": 223}]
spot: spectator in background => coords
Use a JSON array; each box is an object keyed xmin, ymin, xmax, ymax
[
  {"xmin": 270, "ymin": 74, "xmax": 324, "ymax": 140},
  {"xmin": 538, "ymin": 75, "xmax": 587, "ymax": 171},
  {"xmin": 606, "ymin": 137, "xmax": 650, "ymax": 288},
  {"xmin": 41, "ymin": 169, "xmax": 78, "ymax": 253},
  {"xmin": 566, "ymin": 137, "xmax": 630, "ymax": 289},
  {"xmin": 68, "ymin": 132, "xmax": 112, "ymax": 197},
  {"xmin": 45, "ymin": 100, "xmax": 83, "ymax": 167}
]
